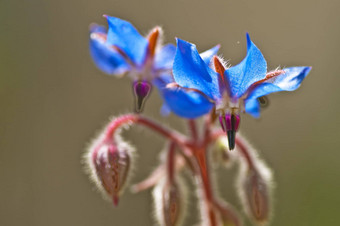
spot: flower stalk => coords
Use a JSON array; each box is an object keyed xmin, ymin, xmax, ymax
[{"xmin": 86, "ymin": 15, "xmax": 310, "ymax": 226}]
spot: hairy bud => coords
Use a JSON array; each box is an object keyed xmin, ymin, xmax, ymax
[
  {"xmin": 153, "ymin": 177, "xmax": 187, "ymax": 226},
  {"xmin": 242, "ymin": 169, "xmax": 270, "ymax": 224},
  {"xmin": 236, "ymin": 147, "xmax": 273, "ymax": 224},
  {"xmin": 85, "ymin": 130, "xmax": 134, "ymax": 206}
]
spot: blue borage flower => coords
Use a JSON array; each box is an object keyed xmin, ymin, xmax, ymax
[
  {"xmin": 153, "ymin": 45, "xmax": 220, "ymax": 117},
  {"xmin": 163, "ymin": 34, "xmax": 311, "ymax": 149},
  {"xmin": 89, "ymin": 16, "xmax": 177, "ymax": 112},
  {"xmin": 90, "ymin": 16, "xmax": 221, "ymax": 114}
]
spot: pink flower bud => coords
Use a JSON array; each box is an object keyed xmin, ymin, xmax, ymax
[
  {"xmin": 153, "ymin": 178, "xmax": 187, "ymax": 226},
  {"xmin": 85, "ymin": 132, "xmax": 134, "ymax": 206}
]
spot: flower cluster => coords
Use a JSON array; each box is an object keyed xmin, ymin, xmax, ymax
[{"xmin": 85, "ymin": 16, "xmax": 311, "ymax": 226}]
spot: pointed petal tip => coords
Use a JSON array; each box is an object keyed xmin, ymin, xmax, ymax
[
  {"xmin": 175, "ymin": 37, "xmax": 184, "ymax": 45},
  {"xmin": 176, "ymin": 38, "xmax": 193, "ymax": 46},
  {"xmin": 212, "ymin": 44, "xmax": 221, "ymax": 51},
  {"xmin": 246, "ymin": 32, "xmax": 252, "ymax": 49},
  {"xmin": 300, "ymin": 66, "xmax": 312, "ymax": 76}
]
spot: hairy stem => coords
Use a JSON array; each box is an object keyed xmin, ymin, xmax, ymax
[
  {"xmin": 194, "ymin": 147, "xmax": 217, "ymax": 226},
  {"xmin": 187, "ymin": 119, "xmax": 199, "ymax": 141},
  {"xmin": 167, "ymin": 142, "xmax": 176, "ymax": 184},
  {"xmin": 104, "ymin": 114, "xmax": 189, "ymax": 150}
]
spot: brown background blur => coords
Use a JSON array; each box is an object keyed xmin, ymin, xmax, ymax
[{"xmin": 0, "ymin": 0, "xmax": 339, "ymax": 225}]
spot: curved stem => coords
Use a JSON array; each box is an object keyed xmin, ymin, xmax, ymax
[
  {"xmin": 210, "ymin": 130, "xmax": 255, "ymax": 170},
  {"xmin": 104, "ymin": 114, "xmax": 189, "ymax": 150},
  {"xmin": 235, "ymin": 136, "xmax": 255, "ymax": 170}
]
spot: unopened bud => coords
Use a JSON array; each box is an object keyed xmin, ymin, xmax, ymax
[
  {"xmin": 238, "ymin": 167, "xmax": 272, "ymax": 224},
  {"xmin": 133, "ymin": 80, "xmax": 152, "ymax": 112},
  {"xmin": 235, "ymin": 137, "xmax": 272, "ymax": 224},
  {"xmin": 153, "ymin": 178, "xmax": 187, "ymax": 226},
  {"xmin": 244, "ymin": 170, "xmax": 270, "ymax": 223},
  {"xmin": 85, "ymin": 132, "xmax": 134, "ymax": 206}
]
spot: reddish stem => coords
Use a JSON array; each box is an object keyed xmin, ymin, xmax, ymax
[
  {"xmin": 235, "ymin": 137, "xmax": 255, "ymax": 170},
  {"xmin": 167, "ymin": 142, "xmax": 176, "ymax": 184},
  {"xmin": 187, "ymin": 119, "xmax": 199, "ymax": 141},
  {"xmin": 203, "ymin": 114, "xmax": 212, "ymax": 144},
  {"xmin": 104, "ymin": 114, "xmax": 188, "ymax": 150},
  {"xmin": 211, "ymin": 129, "xmax": 255, "ymax": 170},
  {"xmin": 194, "ymin": 148, "xmax": 217, "ymax": 226},
  {"xmin": 131, "ymin": 154, "xmax": 187, "ymax": 193},
  {"xmin": 102, "ymin": 114, "xmax": 242, "ymax": 226}
]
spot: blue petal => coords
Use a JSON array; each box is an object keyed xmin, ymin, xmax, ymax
[
  {"xmin": 154, "ymin": 44, "xmax": 176, "ymax": 71},
  {"xmin": 225, "ymin": 33, "xmax": 267, "ymax": 98},
  {"xmin": 244, "ymin": 66, "xmax": 311, "ymax": 117},
  {"xmin": 246, "ymin": 66, "xmax": 311, "ymax": 100},
  {"xmin": 244, "ymin": 98, "xmax": 261, "ymax": 118},
  {"xmin": 106, "ymin": 16, "xmax": 148, "ymax": 66},
  {"xmin": 173, "ymin": 39, "xmax": 222, "ymax": 101},
  {"xmin": 200, "ymin": 45, "xmax": 220, "ymax": 65},
  {"xmin": 246, "ymin": 83, "xmax": 282, "ymax": 101},
  {"xmin": 89, "ymin": 25, "xmax": 130, "ymax": 75},
  {"xmin": 153, "ymin": 75, "xmax": 214, "ymax": 118},
  {"xmin": 268, "ymin": 66, "xmax": 312, "ymax": 91}
]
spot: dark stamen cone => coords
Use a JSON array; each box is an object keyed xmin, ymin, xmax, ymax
[
  {"xmin": 219, "ymin": 113, "xmax": 240, "ymax": 150},
  {"xmin": 133, "ymin": 80, "xmax": 152, "ymax": 112},
  {"xmin": 227, "ymin": 130, "xmax": 236, "ymax": 150}
]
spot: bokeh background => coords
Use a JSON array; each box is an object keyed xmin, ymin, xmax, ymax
[{"xmin": 1, "ymin": 0, "xmax": 339, "ymax": 225}]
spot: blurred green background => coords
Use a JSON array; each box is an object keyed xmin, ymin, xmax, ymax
[{"xmin": 0, "ymin": 0, "xmax": 339, "ymax": 225}]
